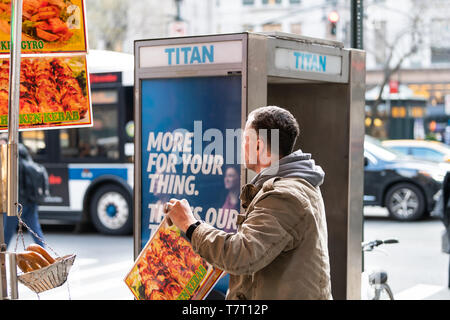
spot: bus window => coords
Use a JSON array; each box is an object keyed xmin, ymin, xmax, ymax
[
  {"xmin": 60, "ymin": 104, "xmax": 120, "ymax": 160},
  {"xmin": 21, "ymin": 130, "xmax": 47, "ymax": 157}
]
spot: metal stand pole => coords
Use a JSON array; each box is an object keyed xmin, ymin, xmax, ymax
[
  {"xmin": 8, "ymin": 253, "xmax": 17, "ymax": 299},
  {"xmin": 7, "ymin": 0, "xmax": 23, "ymax": 218},
  {"xmin": 0, "ymin": 218, "xmax": 6, "ymax": 299},
  {"xmin": 351, "ymin": 0, "xmax": 364, "ymax": 276},
  {"xmin": 0, "ymin": 144, "xmax": 7, "ymax": 299},
  {"xmin": 0, "ymin": 0, "xmax": 23, "ymax": 301}
]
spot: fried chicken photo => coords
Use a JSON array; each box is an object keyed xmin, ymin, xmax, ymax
[
  {"xmin": 128, "ymin": 223, "xmax": 210, "ymax": 300},
  {"xmin": 0, "ymin": 56, "xmax": 89, "ymax": 128}
]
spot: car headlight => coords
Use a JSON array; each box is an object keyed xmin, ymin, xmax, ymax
[{"xmin": 419, "ymin": 170, "xmax": 446, "ymax": 182}]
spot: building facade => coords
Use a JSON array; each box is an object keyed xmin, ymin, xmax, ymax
[{"xmin": 118, "ymin": 0, "xmax": 450, "ymax": 140}]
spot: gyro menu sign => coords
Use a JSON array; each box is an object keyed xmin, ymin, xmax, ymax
[
  {"xmin": 0, "ymin": 55, "xmax": 92, "ymax": 131},
  {"xmin": 0, "ymin": 0, "xmax": 87, "ymax": 54},
  {"xmin": 0, "ymin": 0, "xmax": 91, "ymax": 131},
  {"xmin": 139, "ymin": 40, "xmax": 243, "ymax": 68}
]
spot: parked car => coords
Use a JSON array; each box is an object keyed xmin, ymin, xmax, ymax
[
  {"xmin": 382, "ymin": 139, "xmax": 450, "ymax": 164},
  {"xmin": 364, "ymin": 135, "xmax": 446, "ymax": 221}
]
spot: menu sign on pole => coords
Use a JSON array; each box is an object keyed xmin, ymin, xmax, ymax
[
  {"xmin": 0, "ymin": 0, "xmax": 91, "ymax": 131},
  {"xmin": 0, "ymin": 0, "xmax": 87, "ymax": 54},
  {"xmin": 0, "ymin": 55, "xmax": 92, "ymax": 131}
]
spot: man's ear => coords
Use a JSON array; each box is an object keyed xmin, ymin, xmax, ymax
[
  {"xmin": 256, "ymin": 136, "xmax": 264, "ymax": 154},
  {"xmin": 258, "ymin": 137, "xmax": 272, "ymax": 166}
]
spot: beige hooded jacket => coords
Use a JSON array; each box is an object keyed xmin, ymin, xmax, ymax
[{"xmin": 191, "ymin": 150, "xmax": 333, "ymax": 300}]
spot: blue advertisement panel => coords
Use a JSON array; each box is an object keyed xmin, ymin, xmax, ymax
[{"xmin": 140, "ymin": 76, "xmax": 242, "ymax": 249}]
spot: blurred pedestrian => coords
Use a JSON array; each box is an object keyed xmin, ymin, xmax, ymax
[
  {"xmin": 1, "ymin": 134, "xmax": 47, "ymax": 249},
  {"xmin": 431, "ymin": 171, "xmax": 450, "ymax": 288}
]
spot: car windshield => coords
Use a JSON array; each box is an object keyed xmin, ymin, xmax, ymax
[{"xmin": 365, "ymin": 135, "xmax": 407, "ymax": 161}]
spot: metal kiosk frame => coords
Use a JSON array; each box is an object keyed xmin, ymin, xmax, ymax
[{"xmin": 134, "ymin": 32, "xmax": 365, "ymax": 300}]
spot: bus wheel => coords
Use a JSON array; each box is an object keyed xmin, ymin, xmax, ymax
[{"xmin": 90, "ymin": 185, "xmax": 133, "ymax": 235}]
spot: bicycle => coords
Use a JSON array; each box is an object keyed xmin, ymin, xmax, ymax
[{"xmin": 361, "ymin": 239, "xmax": 399, "ymax": 300}]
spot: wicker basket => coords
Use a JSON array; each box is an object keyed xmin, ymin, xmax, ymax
[{"xmin": 17, "ymin": 254, "xmax": 76, "ymax": 294}]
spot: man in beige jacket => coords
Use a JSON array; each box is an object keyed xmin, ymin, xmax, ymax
[{"xmin": 165, "ymin": 106, "xmax": 332, "ymax": 300}]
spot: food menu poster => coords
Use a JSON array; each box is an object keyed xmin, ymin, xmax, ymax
[
  {"xmin": 0, "ymin": 0, "xmax": 87, "ymax": 54},
  {"xmin": 0, "ymin": 54, "xmax": 92, "ymax": 131},
  {"xmin": 125, "ymin": 217, "xmax": 223, "ymax": 300}
]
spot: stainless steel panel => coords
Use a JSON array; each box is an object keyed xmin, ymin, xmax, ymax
[
  {"xmin": 135, "ymin": 33, "xmax": 248, "ymax": 51},
  {"xmin": 133, "ymin": 79, "xmax": 141, "ymax": 260},
  {"xmin": 8, "ymin": 253, "xmax": 18, "ymax": 299},
  {"xmin": 246, "ymin": 33, "xmax": 269, "ymax": 183},
  {"xmin": 133, "ymin": 32, "xmax": 366, "ymax": 300},
  {"xmin": 133, "ymin": 33, "xmax": 248, "ymax": 259},
  {"xmin": 0, "ymin": 220, "xmax": 6, "ymax": 299},
  {"xmin": 137, "ymin": 66, "xmax": 241, "ymax": 80},
  {"xmin": 135, "ymin": 33, "xmax": 247, "ymax": 75},
  {"xmin": 257, "ymin": 31, "xmax": 344, "ymax": 48},
  {"xmin": 346, "ymin": 49, "xmax": 366, "ymax": 300},
  {"xmin": 266, "ymin": 50, "xmax": 365, "ymax": 298},
  {"xmin": 267, "ymin": 82, "xmax": 350, "ymax": 299}
]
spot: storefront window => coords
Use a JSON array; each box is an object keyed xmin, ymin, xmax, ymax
[
  {"xmin": 291, "ymin": 23, "xmax": 302, "ymax": 34},
  {"xmin": 262, "ymin": 0, "xmax": 282, "ymax": 4},
  {"xmin": 263, "ymin": 23, "xmax": 282, "ymax": 32},
  {"xmin": 391, "ymin": 106, "xmax": 407, "ymax": 118}
]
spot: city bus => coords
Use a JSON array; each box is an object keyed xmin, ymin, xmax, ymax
[{"xmin": 20, "ymin": 50, "xmax": 135, "ymax": 235}]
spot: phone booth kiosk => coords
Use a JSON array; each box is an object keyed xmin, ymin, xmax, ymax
[{"xmin": 134, "ymin": 32, "xmax": 365, "ymax": 300}]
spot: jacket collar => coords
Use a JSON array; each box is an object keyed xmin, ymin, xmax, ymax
[{"xmin": 240, "ymin": 183, "xmax": 260, "ymax": 209}]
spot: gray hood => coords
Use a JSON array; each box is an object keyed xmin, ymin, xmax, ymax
[{"xmin": 250, "ymin": 149, "xmax": 325, "ymax": 187}]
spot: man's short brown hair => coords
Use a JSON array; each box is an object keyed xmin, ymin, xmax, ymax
[{"xmin": 248, "ymin": 106, "xmax": 300, "ymax": 157}]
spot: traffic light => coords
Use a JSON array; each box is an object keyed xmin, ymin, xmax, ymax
[{"xmin": 328, "ymin": 11, "xmax": 339, "ymax": 36}]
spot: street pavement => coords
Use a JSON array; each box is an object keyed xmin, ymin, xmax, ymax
[
  {"xmin": 364, "ymin": 206, "xmax": 450, "ymax": 300},
  {"xmin": 3, "ymin": 206, "xmax": 449, "ymax": 300}
]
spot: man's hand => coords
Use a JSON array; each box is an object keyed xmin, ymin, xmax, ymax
[{"xmin": 164, "ymin": 198, "xmax": 197, "ymax": 233}]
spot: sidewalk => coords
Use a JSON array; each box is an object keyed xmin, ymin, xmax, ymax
[{"xmin": 426, "ymin": 288, "xmax": 450, "ymax": 300}]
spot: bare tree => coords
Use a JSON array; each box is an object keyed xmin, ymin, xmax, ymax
[
  {"xmin": 86, "ymin": 0, "xmax": 130, "ymax": 51},
  {"xmin": 364, "ymin": 0, "xmax": 427, "ymax": 137}
]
